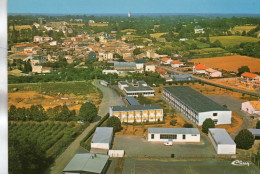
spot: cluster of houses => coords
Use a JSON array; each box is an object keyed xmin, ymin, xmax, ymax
[{"xmin": 193, "ymin": 63, "xmax": 222, "ymax": 77}]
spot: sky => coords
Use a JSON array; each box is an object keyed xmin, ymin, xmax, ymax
[{"xmin": 8, "ymin": 0, "xmax": 260, "ymax": 14}]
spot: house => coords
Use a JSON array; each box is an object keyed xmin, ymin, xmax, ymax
[
  {"xmin": 247, "ymin": 129, "xmax": 260, "ymax": 140},
  {"xmin": 44, "ymin": 26, "xmax": 53, "ymax": 31},
  {"xmin": 170, "ymin": 60, "xmax": 184, "ymax": 68},
  {"xmin": 31, "ymin": 56, "xmax": 47, "ymax": 66},
  {"xmin": 41, "ymin": 67, "xmax": 53, "ymax": 73},
  {"xmin": 49, "ymin": 41, "xmax": 57, "ymax": 46},
  {"xmin": 156, "ymin": 68, "xmax": 168, "ymax": 78},
  {"xmin": 193, "ymin": 63, "xmax": 207, "ymax": 74},
  {"xmin": 91, "ymin": 127, "xmax": 113, "ymax": 151},
  {"xmin": 63, "ymin": 153, "xmax": 109, "ymax": 174},
  {"xmin": 160, "ymin": 58, "xmax": 172, "ymax": 65},
  {"xmin": 179, "ymin": 38, "xmax": 188, "ymax": 41},
  {"xmin": 144, "ymin": 62, "xmax": 156, "ymax": 72},
  {"xmin": 88, "ymin": 52, "xmax": 97, "ymax": 61},
  {"xmin": 163, "ymin": 86, "xmax": 232, "ymax": 125},
  {"xmin": 241, "ymin": 101, "xmax": 260, "ymax": 115},
  {"xmin": 98, "ymin": 52, "xmax": 113, "ymax": 61},
  {"xmin": 109, "ymin": 104, "xmax": 163, "ymax": 123},
  {"xmin": 171, "ymin": 74, "xmax": 193, "ymax": 81},
  {"xmin": 118, "ymin": 80, "xmax": 155, "ymax": 97},
  {"xmin": 208, "ymin": 128, "xmax": 236, "ymax": 155},
  {"xmin": 32, "ymin": 65, "xmax": 43, "ymax": 73},
  {"xmin": 33, "ymin": 22, "xmax": 40, "ymax": 28},
  {"xmin": 194, "ymin": 26, "xmax": 205, "ymax": 34},
  {"xmin": 241, "ymin": 72, "xmax": 260, "ymax": 84},
  {"xmin": 33, "ymin": 36, "xmax": 43, "ymax": 42},
  {"xmin": 206, "ymin": 68, "xmax": 222, "ymax": 77},
  {"xmin": 147, "ymin": 128, "xmax": 200, "ymax": 142},
  {"xmin": 102, "ymin": 70, "xmax": 119, "ymax": 75}
]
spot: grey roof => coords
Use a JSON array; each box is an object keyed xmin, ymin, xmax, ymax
[
  {"xmin": 114, "ymin": 62, "xmax": 136, "ymax": 67},
  {"xmin": 124, "ymin": 85, "xmax": 154, "ymax": 92},
  {"xmin": 148, "ymin": 128, "xmax": 200, "ymax": 134},
  {"xmin": 92, "ymin": 127, "xmax": 113, "ymax": 144},
  {"xmin": 164, "ymin": 86, "xmax": 230, "ymax": 112},
  {"xmin": 248, "ymin": 129, "xmax": 260, "ymax": 136},
  {"xmin": 125, "ymin": 97, "xmax": 140, "ymax": 105},
  {"xmin": 209, "ymin": 128, "xmax": 236, "ymax": 145},
  {"xmin": 111, "ymin": 104, "xmax": 162, "ymax": 112},
  {"xmin": 63, "ymin": 153, "xmax": 109, "ymax": 173},
  {"xmin": 171, "ymin": 74, "xmax": 193, "ymax": 79}
]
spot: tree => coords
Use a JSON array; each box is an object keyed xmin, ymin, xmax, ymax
[
  {"xmin": 8, "ymin": 105, "xmax": 17, "ymax": 120},
  {"xmin": 235, "ymin": 129, "xmax": 255, "ymax": 150},
  {"xmin": 29, "ymin": 105, "xmax": 47, "ymax": 121},
  {"xmin": 107, "ymin": 116, "xmax": 122, "ymax": 132},
  {"xmin": 78, "ymin": 102, "xmax": 98, "ymax": 122},
  {"xmin": 133, "ymin": 48, "xmax": 144, "ymax": 55},
  {"xmin": 202, "ymin": 118, "xmax": 215, "ymax": 134},
  {"xmin": 58, "ymin": 104, "xmax": 74, "ymax": 121},
  {"xmin": 237, "ymin": 66, "xmax": 250, "ymax": 76},
  {"xmin": 242, "ymin": 30, "xmax": 246, "ymax": 36},
  {"xmin": 256, "ymin": 121, "xmax": 260, "ymax": 129},
  {"xmin": 183, "ymin": 123, "xmax": 193, "ymax": 128}
]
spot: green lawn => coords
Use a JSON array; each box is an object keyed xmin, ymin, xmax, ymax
[{"xmin": 209, "ymin": 36, "xmax": 260, "ymax": 47}]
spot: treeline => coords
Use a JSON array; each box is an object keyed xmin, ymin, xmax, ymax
[
  {"xmin": 9, "ymin": 102, "xmax": 97, "ymax": 122},
  {"xmin": 227, "ymin": 41, "xmax": 260, "ymax": 58}
]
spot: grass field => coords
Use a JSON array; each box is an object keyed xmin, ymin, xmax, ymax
[
  {"xmin": 150, "ymin": 33, "xmax": 168, "ymax": 38},
  {"xmin": 121, "ymin": 29, "xmax": 137, "ymax": 33},
  {"xmin": 230, "ymin": 25, "xmax": 257, "ymax": 34},
  {"xmin": 9, "ymin": 25, "xmax": 32, "ymax": 30},
  {"xmin": 185, "ymin": 40, "xmax": 210, "ymax": 49},
  {"xmin": 209, "ymin": 36, "xmax": 260, "ymax": 47},
  {"xmin": 191, "ymin": 55, "xmax": 260, "ymax": 73},
  {"xmin": 8, "ymin": 81, "xmax": 102, "ymax": 111},
  {"xmin": 69, "ymin": 23, "xmax": 85, "ymax": 26}
]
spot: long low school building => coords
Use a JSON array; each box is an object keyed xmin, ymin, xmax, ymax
[
  {"xmin": 148, "ymin": 128, "xmax": 200, "ymax": 142},
  {"xmin": 109, "ymin": 104, "xmax": 163, "ymax": 123},
  {"xmin": 208, "ymin": 128, "xmax": 236, "ymax": 155},
  {"xmin": 163, "ymin": 86, "xmax": 232, "ymax": 126},
  {"xmin": 91, "ymin": 127, "xmax": 113, "ymax": 150}
]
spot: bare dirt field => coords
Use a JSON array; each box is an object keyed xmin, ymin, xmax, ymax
[{"xmin": 191, "ymin": 55, "xmax": 260, "ymax": 73}]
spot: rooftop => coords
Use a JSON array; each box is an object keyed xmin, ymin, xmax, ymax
[
  {"xmin": 92, "ymin": 127, "xmax": 113, "ymax": 144},
  {"xmin": 125, "ymin": 96, "xmax": 140, "ymax": 105},
  {"xmin": 195, "ymin": 63, "xmax": 207, "ymax": 70},
  {"xmin": 148, "ymin": 128, "xmax": 200, "ymax": 134},
  {"xmin": 114, "ymin": 62, "xmax": 136, "ymax": 67},
  {"xmin": 63, "ymin": 153, "xmax": 109, "ymax": 173},
  {"xmin": 111, "ymin": 104, "xmax": 163, "ymax": 112},
  {"xmin": 171, "ymin": 60, "xmax": 183, "ymax": 64},
  {"xmin": 160, "ymin": 57, "xmax": 170, "ymax": 61},
  {"xmin": 163, "ymin": 86, "xmax": 230, "ymax": 112},
  {"xmin": 242, "ymin": 72, "xmax": 258, "ymax": 78},
  {"xmin": 248, "ymin": 129, "xmax": 260, "ymax": 136},
  {"xmin": 209, "ymin": 128, "xmax": 236, "ymax": 145},
  {"xmin": 124, "ymin": 85, "xmax": 154, "ymax": 92}
]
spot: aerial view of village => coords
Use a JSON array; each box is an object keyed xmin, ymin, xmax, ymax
[{"xmin": 5, "ymin": 0, "xmax": 260, "ymax": 173}]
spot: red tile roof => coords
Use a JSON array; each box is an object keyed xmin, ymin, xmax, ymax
[
  {"xmin": 241, "ymin": 72, "xmax": 258, "ymax": 78},
  {"xmin": 18, "ymin": 52, "xmax": 27, "ymax": 56},
  {"xmin": 156, "ymin": 68, "xmax": 167, "ymax": 74},
  {"xmin": 15, "ymin": 44, "xmax": 27, "ymax": 48},
  {"xmin": 160, "ymin": 57, "xmax": 170, "ymax": 62},
  {"xmin": 195, "ymin": 63, "xmax": 207, "ymax": 70},
  {"xmin": 171, "ymin": 60, "xmax": 183, "ymax": 64}
]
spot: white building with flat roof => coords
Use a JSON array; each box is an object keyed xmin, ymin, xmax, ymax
[
  {"xmin": 208, "ymin": 128, "xmax": 236, "ymax": 155},
  {"xmin": 118, "ymin": 80, "xmax": 154, "ymax": 96},
  {"xmin": 242, "ymin": 101, "xmax": 260, "ymax": 115},
  {"xmin": 91, "ymin": 127, "xmax": 113, "ymax": 150},
  {"xmin": 148, "ymin": 128, "xmax": 200, "ymax": 142}
]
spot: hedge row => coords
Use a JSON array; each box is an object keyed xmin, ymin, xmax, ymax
[{"xmin": 80, "ymin": 113, "xmax": 109, "ymax": 150}]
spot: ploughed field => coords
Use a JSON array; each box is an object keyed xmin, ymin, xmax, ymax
[{"xmin": 191, "ymin": 55, "xmax": 260, "ymax": 73}]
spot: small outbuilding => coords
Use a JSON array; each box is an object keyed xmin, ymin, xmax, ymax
[
  {"xmin": 147, "ymin": 128, "xmax": 200, "ymax": 142},
  {"xmin": 91, "ymin": 127, "xmax": 113, "ymax": 150},
  {"xmin": 63, "ymin": 153, "xmax": 109, "ymax": 174},
  {"xmin": 248, "ymin": 129, "xmax": 260, "ymax": 140},
  {"xmin": 208, "ymin": 128, "xmax": 236, "ymax": 155}
]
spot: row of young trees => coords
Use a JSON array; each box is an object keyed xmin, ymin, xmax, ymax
[{"xmin": 8, "ymin": 102, "xmax": 98, "ymax": 122}]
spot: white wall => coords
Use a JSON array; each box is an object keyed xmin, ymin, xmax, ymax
[
  {"xmin": 242, "ymin": 101, "xmax": 256, "ymax": 114},
  {"xmin": 148, "ymin": 133, "xmax": 200, "ymax": 142},
  {"xmin": 208, "ymin": 132, "xmax": 236, "ymax": 154},
  {"xmin": 91, "ymin": 143, "xmax": 110, "ymax": 149},
  {"xmin": 198, "ymin": 111, "xmax": 232, "ymax": 126}
]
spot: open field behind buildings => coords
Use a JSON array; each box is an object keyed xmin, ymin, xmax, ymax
[{"xmin": 209, "ymin": 36, "xmax": 260, "ymax": 47}]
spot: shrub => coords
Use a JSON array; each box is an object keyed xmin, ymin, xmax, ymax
[
  {"xmin": 202, "ymin": 118, "xmax": 215, "ymax": 134},
  {"xmin": 170, "ymin": 120, "xmax": 177, "ymax": 126},
  {"xmin": 183, "ymin": 123, "xmax": 193, "ymax": 128},
  {"xmin": 256, "ymin": 121, "xmax": 260, "ymax": 129},
  {"xmin": 235, "ymin": 129, "xmax": 255, "ymax": 150},
  {"xmin": 107, "ymin": 116, "xmax": 122, "ymax": 132}
]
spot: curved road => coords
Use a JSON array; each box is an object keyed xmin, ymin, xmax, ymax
[
  {"xmin": 162, "ymin": 66, "xmax": 260, "ymax": 97},
  {"xmin": 48, "ymin": 80, "xmax": 124, "ymax": 174}
]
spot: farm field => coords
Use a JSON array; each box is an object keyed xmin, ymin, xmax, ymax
[
  {"xmin": 9, "ymin": 25, "xmax": 32, "ymax": 30},
  {"xmin": 190, "ymin": 55, "xmax": 260, "ymax": 73},
  {"xmin": 121, "ymin": 29, "xmax": 137, "ymax": 33},
  {"xmin": 88, "ymin": 23, "xmax": 108, "ymax": 27},
  {"xmin": 8, "ymin": 81, "xmax": 102, "ymax": 111},
  {"xmin": 230, "ymin": 25, "xmax": 256, "ymax": 34},
  {"xmin": 9, "ymin": 121, "xmax": 87, "ymax": 158},
  {"xmin": 150, "ymin": 32, "xmax": 168, "ymax": 38},
  {"xmin": 209, "ymin": 36, "xmax": 260, "ymax": 47}
]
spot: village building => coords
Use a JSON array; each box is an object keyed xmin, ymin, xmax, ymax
[
  {"xmin": 206, "ymin": 68, "xmax": 222, "ymax": 77},
  {"xmin": 109, "ymin": 104, "xmax": 163, "ymax": 123},
  {"xmin": 91, "ymin": 127, "xmax": 113, "ymax": 151},
  {"xmin": 171, "ymin": 74, "xmax": 193, "ymax": 81},
  {"xmin": 144, "ymin": 62, "xmax": 156, "ymax": 72},
  {"xmin": 125, "ymin": 96, "xmax": 140, "ymax": 105},
  {"xmin": 163, "ymin": 86, "xmax": 232, "ymax": 125},
  {"xmin": 247, "ymin": 129, "xmax": 260, "ymax": 140},
  {"xmin": 160, "ymin": 57, "xmax": 172, "ymax": 65},
  {"xmin": 147, "ymin": 128, "xmax": 200, "ymax": 142},
  {"xmin": 241, "ymin": 72, "xmax": 260, "ymax": 84},
  {"xmin": 193, "ymin": 63, "xmax": 207, "ymax": 74},
  {"xmin": 156, "ymin": 68, "xmax": 168, "ymax": 78},
  {"xmin": 170, "ymin": 60, "xmax": 184, "ymax": 68},
  {"xmin": 194, "ymin": 25, "xmax": 205, "ymax": 34},
  {"xmin": 118, "ymin": 80, "xmax": 155, "ymax": 96},
  {"xmin": 241, "ymin": 101, "xmax": 260, "ymax": 115},
  {"xmin": 63, "ymin": 153, "xmax": 109, "ymax": 174},
  {"xmin": 208, "ymin": 128, "xmax": 236, "ymax": 155}
]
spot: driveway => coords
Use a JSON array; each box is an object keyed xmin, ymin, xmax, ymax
[{"xmin": 48, "ymin": 80, "xmax": 124, "ymax": 174}]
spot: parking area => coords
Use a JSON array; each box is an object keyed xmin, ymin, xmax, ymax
[
  {"xmin": 122, "ymin": 158, "xmax": 260, "ymax": 174},
  {"xmin": 112, "ymin": 134, "xmax": 216, "ymax": 158}
]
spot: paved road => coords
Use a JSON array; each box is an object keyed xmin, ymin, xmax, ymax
[
  {"xmin": 48, "ymin": 80, "xmax": 124, "ymax": 174},
  {"xmin": 161, "ymin": 66, "xmax": 260, "ymax": 97}
]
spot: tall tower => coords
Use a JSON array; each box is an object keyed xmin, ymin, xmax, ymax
[{"xmin": 128, "ymin": 11, "xmax": 131, "ymax": 18}]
